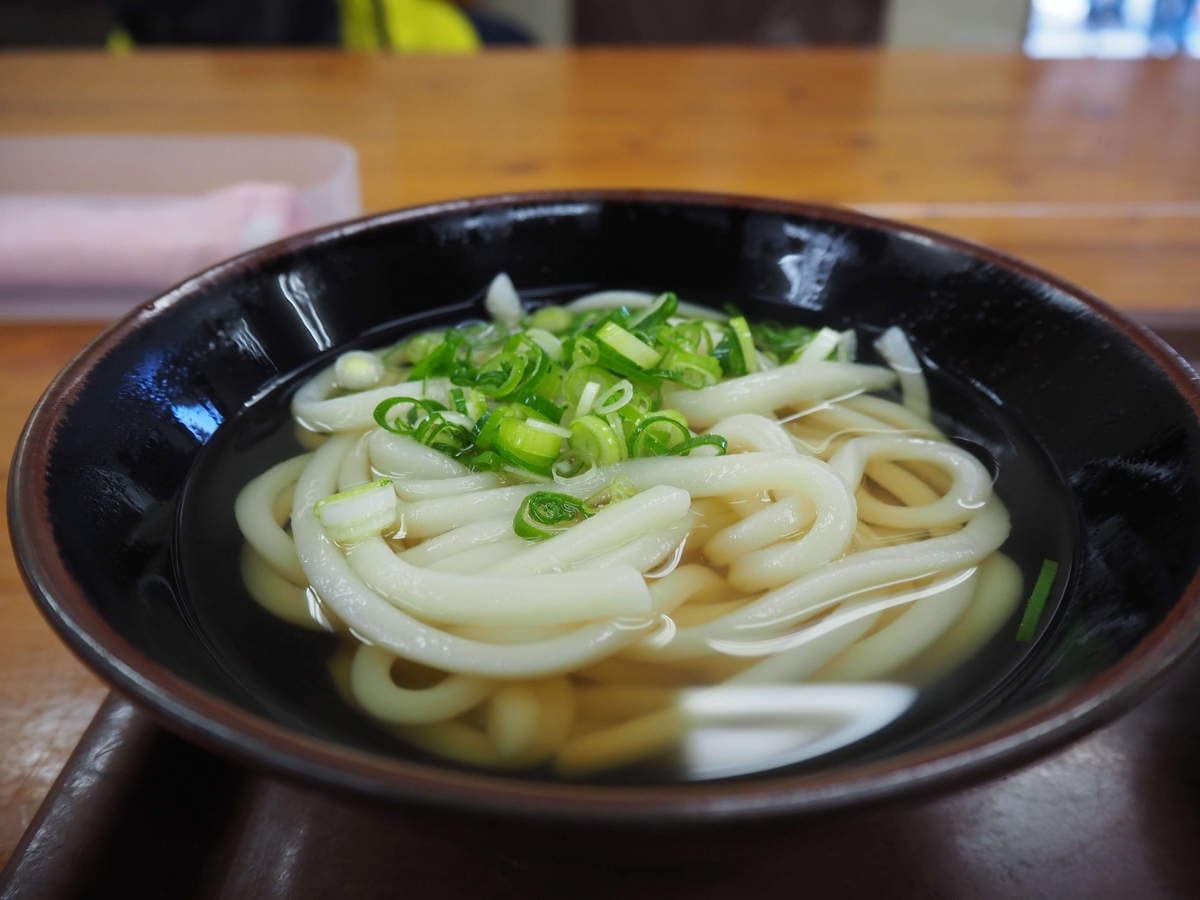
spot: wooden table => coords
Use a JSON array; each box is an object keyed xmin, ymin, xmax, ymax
[{"xmin": 0, "ymin": 48, "xmax": 1198, "ymax": 869}]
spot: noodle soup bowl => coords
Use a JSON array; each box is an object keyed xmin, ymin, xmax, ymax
[{"xmin": 11, "ymin": 191, "xmax": 1200, "ymax": 841}]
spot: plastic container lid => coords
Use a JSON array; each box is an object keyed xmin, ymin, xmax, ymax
[{"xmin": 0, "ymin": 135, "xmax": 362, "ymax": 320}]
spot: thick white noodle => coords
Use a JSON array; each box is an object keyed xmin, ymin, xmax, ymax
[
  {"xmin": 392, "ymin": 472, "xmax": 504, "ymax": 501},
  {"xmin": 350, "ymin": 644, "xmax": 495, "ymax": 724},
  {"xmin": 649, "ymin": 565, "xmax": 730, "ymax": 614},
  {"xmin": 337, "ymin": 433, "xmax": 372, "ymax": 491},
  {"xmin": 724, "ymin": 607, "xmax": 879, "ymax": 684},
  {"xmin": 560, "ymin": 453, "xmax": 858, "ymax": 592},
  {"xmin": 450, "ymin": 623, "xmax": 573, "ymax": 645},
  {"xmin": 707, "ymin": 414, "xmax": 801, "ymax": 455},
  {"xmin": 874, "ymin": 327, "xmax": 931, "ymax": 421},
  {"xmin": 487, "ymin": 683, "xmax": 543, "ymax": 757},
  {"xmin": 704, "ymin": 495, "xmax": 812, "ymax": 567},
  {"xmin": 624, "ymin": 499, "xmax": 1010, "ymax": 660},
  {"xmin": 399, "ymin": 517, "xmax": 514, "ymax": 565},
  {"xmin": 234, "ymin": 454, "xmax": 311, "ymax": 586},
  {"xmin": 240, "ymin": 545, "xmax": 324, "ymax": 630},
  {"xmin": 578, "ymin": 514, "xmax": 694, "ymax": 574},
  {"xmin": 842, "ymin": 394, "xmax": 944, "ymax": 438},
  {"xmin": 897, "ymin": 552, "xmax": 1023, "ymax": 686},
  {"xmin": 486, "ymin": 485, "xmax": 691, "ymax": 575},
  {"xmin": 564, "ymin": 291, "xmax": 726, "ymax": 321},
  {"xmin": 827, "ymin": 435, "xmax": 992, "ymax": 529},
  {"xmin": 369, "ymin": 430, "xmax": 470, "ymax": 480},
  {"xmin": 291, "ymin": 438, "xmax": 656, "ymax": 677},
  {"xmin": 401, "ymin": 677, "xmax": 574, "ymax": 769},
  {"xmin": 292, "ymin": 366, "xmax": 452, "ymax": 433},
  {"xmin": 348, "ymin": 536, "xmax": 654, "ymax": 626},
  {"xmin": 815, "ymin": 567, "xmax": 979, "ymax": 681},
  {"xmin": 800, "ymin": 404, "xmax": 902, "ymax": 442},
  {"xmin": 399, "ymin": 483, "xmax": 543, "ymax": 538},
  {"xmin": 664, "ymin": 362, "xmax": 898, "ymax": 428},
  {"xmin": 427, "ymin": 538, "xmax": 531, "ymax": 574}
]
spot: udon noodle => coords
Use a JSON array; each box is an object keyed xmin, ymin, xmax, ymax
[{"xmin": 234, "ymin": 275, "xmax": 1024, "ymax": 778}]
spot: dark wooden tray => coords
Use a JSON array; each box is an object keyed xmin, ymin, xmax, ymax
[{"xmin": 4, "ymin": 314, "xmax": 1200, "ymax": 900}]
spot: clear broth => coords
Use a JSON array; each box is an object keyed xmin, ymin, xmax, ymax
[{"xmin": 175, "ymin": 297, "xmax": 1078, "ymax": 784}]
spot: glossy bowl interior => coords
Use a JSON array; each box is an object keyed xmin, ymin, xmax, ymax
[{"xmin": 11, "ymin": 191, "xmax": 1200, "ymax": 826}]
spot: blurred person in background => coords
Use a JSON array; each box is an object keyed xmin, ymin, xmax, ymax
[
  {"xmin": 1, "ymin": 0, "xmax": 887, "ymax": 50},
  {"xmin": 108, "ymin": 0, "xmax": 533, "ymax": 49}
]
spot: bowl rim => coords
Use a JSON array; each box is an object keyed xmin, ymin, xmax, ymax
[{"xmin": 12, "ymin": 188, "xmax": 1200, "ymax": 826}]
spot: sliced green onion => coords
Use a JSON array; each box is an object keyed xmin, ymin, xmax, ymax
[
  {"xmin": 605, "ymin": 412, "xmax": 628, "ymax": 455},
  {"xmin": 593, "ymin": 379, "xmax": 634, "ymax": 415},
  {"xmin": 575, "ymin": 380, "xmax": 602, "ymax": 418},
  {"xmin": 500, "ymin": 465, "xmax": 552, "ymax": 484},
  {"xmin": 729, "ymin": 316, "xmax": 760, "ymax": 374},
  {"xmin": 627, "ymin": 292, "xmax": 679, "ymax": 330},
  {"xmin": 525, "ymin": 418, "xmax": 572, "ymax": 439},
  {"xmin": 596, "ymin": 343, "xmax": 663, "ymax": 385},
  {"xmin": 614, "ymin": 400, "xmax": 647, "ymax": 430},
  {"xmin": 596, "ymin": 321, "xmax": 663, "ymax": 369},
  {"xmin": 836, "ymin": 329, "xmax": 857, "ymax": 363},
  {"xmin": 460, "ymin": 321, "xmax": 508, "ymax": 350},
  {"xmin": 582, "ymin": 476, "xmax": 638, "ymax": 515},
  {"xmin": 407, "ymin": 330, "xmax": 464, "ymax": 381},
  {"xmin": 414, "ymin": 412, "xmax": 473, "ymax": 454},
  {"xmin": 660, "ymin": 349, "xmax": 722, "ymax": 389},
  {"xmin": 657, "ymin": 321, "xmax": 712, "ymax": 356},
  {"xmin": 334, "ymin": 350, "xmax": 385, "ymax": 390},
  {"xmin": 449, "ymin": 386, "xmax": 488, "ymax": 421},
  {"xmin": 1016, "ymin": 560, "xmax": 1059, "ymax": 641},
  {"xmin": 568, "ymin": 415, "xmax": 625, "ymax": 466},
  {"xmin": 564, "ymin": 365, "xmax": 615, "ymax": 407},
  {"xmin": 712, "ymin": 328, "xmax": 745, "ymax": 377},
  {"xmin": 793, "ymin": 327, "xmax": 842, "ymax": 363},
  {"xmin": 511, "ymin": 389, "xmax": 566, "ymax": 424},
  {"xmin": 373, "ymin": 397, "xmax": 443, "ymax": 435},
  {"xmin": 751, "ymin": 321, "xmax": 815, "ymax": 362},
  {"xmin": 526, "ymin": 327, "xmax": 564, "ymax": 362},
  {"xmin": 552, "ymin": 449, "xmax": 591, "ymax": 478},
  {"xmin": 670, "ymin": 434, "xmax": 728, "ymax": 457},
  {"xmin": 627, "ymin": 414, "xmax": 690, "ymax": 457},
  {"xmin": 504, "ymin": 332, "xmax": 542, "ymax": 363},
  {"xmin": 493, "ymin": 417, "xmax": 564, "ymax": 474},
  {"xmin": 314, "ymin": 479, "xmax": 397, "ymax": 543},
  {"xmin": 462, "ymin": 450, "xmax": 504, "ymax": 471},
  {"xmin": 394, "ymin": 331, "xmax": 444, "ymax": 366},
  {"xmin": 471, "ymin": 405, "xmax": 515, "ymax": 450},
  {"xmin": 525, "ymin": 359, "xmax": 562, "ymax": 401},
  {"xmin": 513, "ymin": 491, "xmax": 592, "ymax": 541},
  {"xmin": 529, "ymin": 305, "xmax": 573, "ymax": 334},
  {"xmin": 571, "ymin": 336, "xmax": 600, "ymax": 367},
  {"xmin": 628, "ymin": 391, "xmax": 655, "ymax": 416},
  {"xmin": 466, "ymin": 351, "xmax": 526, "ymax": 397}
]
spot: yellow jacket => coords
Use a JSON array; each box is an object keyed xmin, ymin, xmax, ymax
[{"xmin": 341, "ymin": 0, "xmax": 480, "ymax": 53}]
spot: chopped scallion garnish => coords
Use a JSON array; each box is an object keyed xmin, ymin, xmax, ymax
[
  {"xmin": 513, "ymin": 491, "xmax": 592, "ymax": 541},
  {"xmin": 314, "ymin": 479, "xmax": 397, "ymax": 543},
  {"xmin": 1016, "ymin": 559, "xmax": 1059, "ymax": 641},
  {"xmin": 595, "ymin": 321, "xmax": 662, "ymax": 370}
]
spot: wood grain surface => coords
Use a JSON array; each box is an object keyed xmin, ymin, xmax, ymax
[{"xmin": 0, "ymin": 48, "xmax": 1197, "ymax": 867}]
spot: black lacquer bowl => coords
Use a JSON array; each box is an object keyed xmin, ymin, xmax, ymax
[{"xmin": 11, "ymin": 191, "xmax": 1200, "ymax": 830}]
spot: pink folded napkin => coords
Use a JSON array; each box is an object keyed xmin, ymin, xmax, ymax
[{"xmin": 0, "ymin": 181, "xmax": 308, "ymax": 290}]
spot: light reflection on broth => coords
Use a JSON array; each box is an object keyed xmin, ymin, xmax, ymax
[{"xmin": 195, "ymin": 277, "xmax": 1067, "ymax": 782}]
